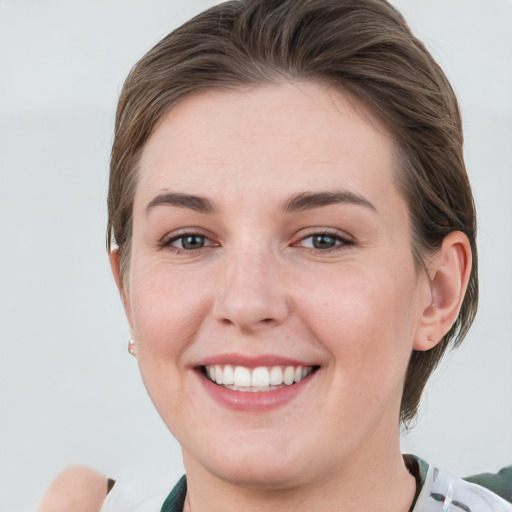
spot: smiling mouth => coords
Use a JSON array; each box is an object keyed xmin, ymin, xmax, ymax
[{"xmin": 201, "ymin": 364, "xmax": 318, "ymax": 392}]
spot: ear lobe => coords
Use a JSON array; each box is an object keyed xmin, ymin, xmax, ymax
[
  {"xmin": 413, "ymin": 231, "xmax": 472, "ymax": 351},
  {"xmin": 109, "ymin": 248, "xmax": 134, "ymax": 329}
]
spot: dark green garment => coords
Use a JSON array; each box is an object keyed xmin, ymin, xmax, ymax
[
  {"xmin": 161, "ymin": 475, "xmax": 187, "ymax": 512},
  {"xmin": 159, "ymin": 459, "xmax": 428, "ymax": 512},
  {"xmin": 159, "ymin": 460, "xmax": 512, "ymax": 512},
  {"xmin": 404, "ymin": 454, "xmax": 430, "ymax": 510},
  {"xmin": 465, "ymin": 466, "xmax": 512, "ymax": 504}
]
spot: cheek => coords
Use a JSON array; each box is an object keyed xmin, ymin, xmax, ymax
[
  {"xmin": 296, "ymin": 262, "xmax": 419, "ymax": 377},
  {"xmin": 127, "ymin": 264, "xmax": 213, "ymax": 426},
  {"xmin": 128, "ymin": 261, "xmax": 212, "ymax": 360}
]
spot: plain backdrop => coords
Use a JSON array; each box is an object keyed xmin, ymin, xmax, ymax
[{"xmin": 0, "ymin": 1, "xmax": 511, "ymax": 510}]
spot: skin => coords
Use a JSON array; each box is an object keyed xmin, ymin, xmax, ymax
[
  {"xmin": 38, "ymin": 467, "xmax": 108, "ymax": 512},
  {"xmin": 109, "ymin": 82, "xmax": 471, "ymax": 512}
]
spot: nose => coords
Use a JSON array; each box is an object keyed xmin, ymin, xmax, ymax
[{"xmin": 213, "ymin": 245, "xmax": 291, "ymax": 333}]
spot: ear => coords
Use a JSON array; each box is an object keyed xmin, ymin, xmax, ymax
[
  {"xmin": 109, "ymin": 247, "xmax": 134, "ymax": 333},
  {"xmin": 413, "ymin": 231, "xmax": 472, "ymax": 351}
]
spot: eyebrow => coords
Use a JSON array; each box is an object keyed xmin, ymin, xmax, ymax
[
  {"xmin": 282, "ymin": 190, "xmax": 377, "ymax": 213},
  {"xmin": 145, "ymin": 189, "xmax": 376, "ymax": 215},
  {"xmin": 146, "ymin": 192, "xmax": 217, "ymax": 214}
]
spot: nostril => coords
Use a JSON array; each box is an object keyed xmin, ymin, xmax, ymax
[
  {"xmin": 218, "ymin": 316, "xmax": 277, "ymax": 331},
  {"xmin": 213, "ymin": 286, "xmax": 290, "ymax": 330}
]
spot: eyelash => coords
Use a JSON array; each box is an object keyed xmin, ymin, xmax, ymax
[
  {"xmin": 295, "ymin": 230, "xmax": 354, "ymax": 252},
  {"xmin": 160, "ymin": 229, "xmax": 354, "ymax": 254},
  {"xmin": 160, "ymin": 231, "xmax": 216, "ymax": 253}
]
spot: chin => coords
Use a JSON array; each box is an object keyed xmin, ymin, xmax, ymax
[
  {"xmin": 181, "ymin": 425, "xmax": 335, "ymax": 491},
  {"xmin": 202, "ymin": 451, "xmax": 308, "ymax": 490}
]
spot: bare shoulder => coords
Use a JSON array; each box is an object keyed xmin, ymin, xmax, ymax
[{"xmin": 38, "ymin": 466, "xmax": 109, "ymax": 512}]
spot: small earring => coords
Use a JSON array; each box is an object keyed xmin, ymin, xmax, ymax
[
  {"xmin": 128, "ymin": 339, "xmax": 136, "ymax": 356},
  {"xmin": 427, "ymin": 334, "xmax": 433, "ymax": 343}
]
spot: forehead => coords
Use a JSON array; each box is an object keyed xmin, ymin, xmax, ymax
[{"xmin": 136, "ymin": 81, "xmax": 401, "ymax": 213}]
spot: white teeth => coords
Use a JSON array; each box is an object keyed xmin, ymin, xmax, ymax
[
  {"xmin": 252, "ymin": 367, "xmax": 270, "ymax": 387},
  {"xmin": 283, "ymin": 366, "xmax": 295, "ymax": 385},
  {"xmin": 233, "ymin": 366, "xmax": 251, "ymax": 387},
  {"xmin": 204, "ymin": 364, "xmax": 314, "ymax": 389},
  {"xmin": 215, "ymin": 365, "xmax": 223, "ymax": 385},
  {"xmin": 269, "ymin": 366, "xmax": 283, "ymax": 385},
  {"xmin": 223, "ymin": 364, "xmax": 234, "ymax": 385}
]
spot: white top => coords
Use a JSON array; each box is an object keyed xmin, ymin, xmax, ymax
[
  {"xmin": 414, "ymin": 465, "xmax": 511, "ymax": 512},
  {"xmin": 101, "ymin": 464, "xmax": 512, "ymax": 512},
  {"xmin": 100, "ymin": 480, "xmax": 173, "ymax": 512}
]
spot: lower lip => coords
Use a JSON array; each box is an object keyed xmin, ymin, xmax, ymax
[{"xmin": 196, "ymin": 370, "xmax": 317, "ymax": 412}]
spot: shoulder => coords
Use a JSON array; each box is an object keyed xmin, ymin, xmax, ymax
[
  {"xmin": 101, "ymin": 476, "xmax": 183, "ymax": 512},
  {"xmin": 466, "ymin": 465, "xmax": 512, "ymax": 504},
  {"xmin": 415, "ymin": 462, "xmax": 512, "ymax": 512},
  {"xmin": 38, "ymin": 466, "xmax": 109, "ymax": 512}
]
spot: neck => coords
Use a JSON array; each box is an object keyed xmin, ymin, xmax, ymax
[{"xmin": 182, "ymin": 440, "xmax": 416, "ymax": 512}]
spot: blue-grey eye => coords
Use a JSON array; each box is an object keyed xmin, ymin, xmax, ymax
[
  {"xmin": 297, "ymin": 233, "xmax": 347, "ymax": 250},
  {"xmin": 174, "ymin": 235, "xmax": 206, "ymax": 250},
  {"xmin": 310, "ymin": 234, "xmax": 339, "ymax": 249}
]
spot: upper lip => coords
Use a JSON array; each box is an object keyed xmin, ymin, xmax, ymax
[{"xmin": 194, "ymin": 353, "xmax": 319, "ymax": 369}]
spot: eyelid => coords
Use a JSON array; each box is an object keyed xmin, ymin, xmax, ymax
[
  {"xmin": 160, "ymin": 229, "xmax": 218, "ymax": 251},
  {"xmin": 158, "ymin": 227, "xmax": 353, "ymax": 252},
  {"xmin": 293, "ymin": 228, "xmax": 355, "ymax": 250}
]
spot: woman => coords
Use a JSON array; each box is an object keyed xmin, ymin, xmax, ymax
[{"xmin": 38, "ymin": 0, "xmax": 511, "ymax": 510}]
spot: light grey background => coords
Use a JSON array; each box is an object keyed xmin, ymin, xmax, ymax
[{"xmin": 0, "ymin": 1, "xmax": 511, "ymax": 511}]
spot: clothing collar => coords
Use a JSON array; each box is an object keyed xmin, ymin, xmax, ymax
[{"xmin": 160, "ymin": 455, "xmax": 429, "ymax": 512}]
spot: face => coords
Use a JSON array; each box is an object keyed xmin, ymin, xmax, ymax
[{"xmin": 119, "ymin": 82, "xmax": 431, "ymax": 488}]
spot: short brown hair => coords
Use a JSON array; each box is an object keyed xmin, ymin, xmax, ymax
[{"xmin": 108, "ymin": 0, "xmax": 478, "ymax": 425}]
